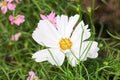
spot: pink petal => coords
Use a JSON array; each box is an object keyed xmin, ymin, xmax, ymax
[
  {"xmin": 7, "ymin": 3, "xmax": 16, "ymax": 11},
  {"xmin": 26, "ymin": 77, "xmax": 30, "ymax": 80},
  {"xmin": 29, "ymin": 71, "xmax": 35, "ymax": 78},
  {"xmin": 26, "ymin": 71, "xmax": 36, "ymax": 80},
  {"xmin": 5, "ymin": 0, "xmax": 13, "ymax": 3},
  {"xmin": 9, "ymin": 15, "xmax": 14, "ymax": 24},
  {"xmin": 13, "ymin": 20, "xmax": 21, "ymax": 26},
  {"xmin": 9, "ymin": 15, "xmax": 14, "ymax": 21},
  {"xmin": 1, "ymin": 6, "xmax": 7, "ymax": 14},
  {"xmin": 40, "ymin": 12, "xmax": 57, "ymax": 28},
  {"xmin": 17, "ymin": 15, "xmax": 25, "ymax": 22},
  {"xmin": 10, "ymin": 32, "xmax": 21, "ymax": 41},
  {"xmin": 47, "ymin": 12, "xmax": 55, "ymax": 19},
  {"xmin": 40, "ymin": 14, "xmax": 47, "ymax": 20},
  {"xmin": 14, "ymin": 15, "xmax": 25, "ymax": 26},
  {"xmin": 0, "ymin": 3, "xmax": 2, "ymax": 7},
  {"xmin": 47, "ymin": 12, "xmax": 56, "ymax": 23}
]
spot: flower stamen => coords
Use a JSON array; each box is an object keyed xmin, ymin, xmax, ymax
[
  {"xmin": 59, "ymin": 38, "xmax": 72, "ymax": 50},
  {"xmin": 2, "ymin": 1, "xmax": 7, "ymax": 6}
]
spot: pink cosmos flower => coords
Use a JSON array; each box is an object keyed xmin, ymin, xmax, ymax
[
  {"xmin": 0, "ymin": 0, "xmax": 16, "ymax": 14},
  {"xmin": 9, "ymin": 14, "xmax": 25, "ymax": 26},
  {"xmin": 10, "ymin": 32, "xmax": 21, "ymax": 41},
  {"xmin": 27, "ymin": 71, "xmax": 39, "ymax": 80},
  {"xmin": 40, "ymin": 12, "xmax": 56, "ymax": 28}
]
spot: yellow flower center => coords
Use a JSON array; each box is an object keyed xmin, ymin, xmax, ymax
[
  {"xmin": 13, "ymin": 17, "xmax": 18, "ymax": 20},
  {"xmin": 59, "ymin": 38, "xmax": 72, "ymax": 50},
  {"xmin": 34, "ymin": 78, "xmax": 38, "ymax": 80},
  {"xmin": 2, "ymin": 1, "xmax": 7, "ymax": 6}
]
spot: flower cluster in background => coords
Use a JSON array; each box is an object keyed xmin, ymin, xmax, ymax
[
  {"xmin": 0, "ymin": 0, "xmax": 21, "ymax": 14},
  {"xmin": 0, "ymin": 0, "xmax": 25, "ymax": 26},
  {"xmin": 0, "ymin": 0, "xmax": 25, "ymax": 42}
]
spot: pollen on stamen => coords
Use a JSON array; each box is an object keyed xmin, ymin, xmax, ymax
[{"xmin": 59, "ymin": 38, "xmax": 72, "ymax": 50}]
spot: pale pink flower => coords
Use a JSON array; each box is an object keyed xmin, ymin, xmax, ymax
[
  {"xmin": 10, "ymin": 32, "xmax": 21, "ymax": 41},
  {"xmin": 27, "ymin": 71, "xmax": 39, "ymax": 80},
  {"xmin": 0, "ymin": 0, "xmax": 16, "ymax": 14},
  {"xmin": 9, "ymin": 14, "xmax": 25, "ymax": 26},
  {"xmin": 40, "ymin": 12, "xmax": 56, "ymax": 28}
]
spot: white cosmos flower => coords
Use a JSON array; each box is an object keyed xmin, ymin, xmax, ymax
[{"xmin": 32, "ymin": 14, "xmax": 99, "ymax": 67}]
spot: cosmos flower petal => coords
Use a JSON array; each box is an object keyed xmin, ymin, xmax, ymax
[
  {"xmin": 83, "ymin": 41, "xmax": 99, "ymax": 58},
  {"xmin": 7, "ymin": 3, "xmax": 16, "ymax": 11},
  {"xmin": 47, "ymin": 48, "xmax": 65, "ymax": 66},
  {"xmin": 40, "ymin": 14, "xmax": 47, "ymax": 20},
  {"xmin": 70, "ymin": 41, "xmax": 99, "ymax": 61},
  {"xmin": 10, "ymin": 32, "xmax": 21, "ymax": 41},
  {"xmin": 5, "ymin": 0, "xmax": 13, "ymax": 3},
  {"xmin": 71, "ymin": 21, "xmax": 91, "ymax": 48},
  {"xmin": 66, "ymin": 54, "xmax": 86, "ymax": 67},
  {"xmin": 1, "ymin": 6, "xmax": 7, "ymax": 14},
  {"xmin": 32, "ymin": 49, "xmax": 48, "ymax": 62},
  {"xmin": 65, "ymin": 14, "xmax": 79, "ymax": 37},
  {"xmin": 57, "ymin": 15, "xmax": 68, "ymax": 37},
  {"xmin": 32, "ymin": 20, "xmax": 60, "ymax": 48},
  {"xmin": 47, "ymin": 12, "xmax": 55, "ymax": 19},
  {"xmin": 32, "ymin": 48, "xmax": 65, "ymax": 66},
  {"xmin": 66, "ymin": 48, "xmax": 87, "ymax": 67},
  {"xmin": 66, "ymin": 52, "xmax": 79, "ymax": 67},
  {"xmin": 66, "ymin": 42, "xmax": 99, "ymax": 67},
  {"xmin": 40, "ymin": 12, "xmax": 56, "ymax": 28},
  {"xmin": 27, "ymin": 71, "xmax": 39, "ymax": 80}
]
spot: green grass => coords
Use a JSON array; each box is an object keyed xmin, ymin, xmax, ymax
[{"xmin": 0, "ymin": 0, "xmax": 120, "ymax": 80}]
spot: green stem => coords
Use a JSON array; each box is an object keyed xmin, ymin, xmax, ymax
[
  {"xmin": 32, "ymin": 0, "xmax": 41, "ymax": 11},
  {"xmin": 77, "ymin": 0, "xmax": 82, "ymax": 21},
  {"xmin": 97, "ymin": 23, "xmax": 104, "ymax": 40},
  {"xmin": 89, "ymin": 0, "xmax": 95, "ymax": 40}
]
